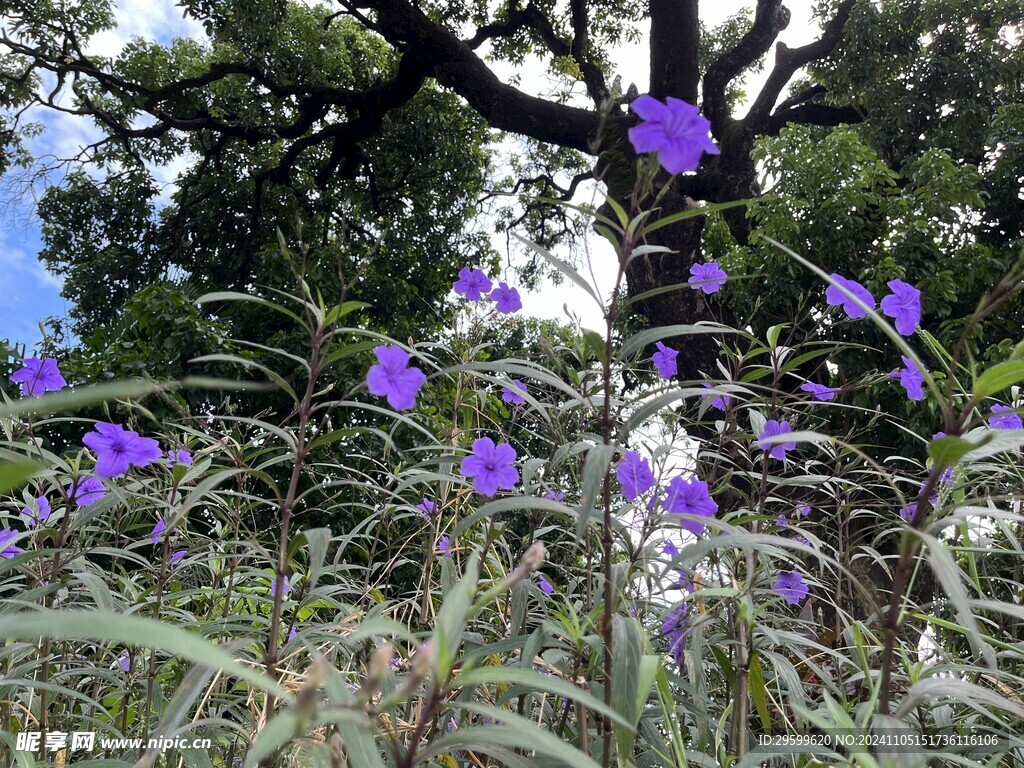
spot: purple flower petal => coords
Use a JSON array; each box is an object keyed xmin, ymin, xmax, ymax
[
  {"xmin": 628, "ymin": 95, "xmax": 719, "ymax": 174},
  {"xmin": 616, "ymin": 451, "xmax": 655, "ymax": 502},
  {"xmin": 757, "ymin": 420, "xmax": 797, "ymax": 461},
  {"xmin": 0, "ymin": 528, "xmax": 24, "ymax": 559},
  {"xmin": 773, "ymin": 570, "xmax": 809, "ymax": 606},
  {"xmin": 825, "ymin": 274, "xmax": 876, "ymax": 320},
  {"xmin": 82, "ymin": 422, "xmax": 162, "ymax": 478},
  {"xmin": 879, "ymin": 279, "xmax": 922, "ymax": 336},
  {"xmin": 453, "ymin": 268, "xmax": 492, "ymax": 301},
  {"xmin": 989, "ymin": 404, "xmax": 1023, "ymax": 430},
  {"xmin": 651, "ymin": 341, "xmax": 678, "ymax": 378},
  {"xmin": 688, "ymin": 262, "xmax": 727, "ymax": 294},
  {"xmin": 800, "ymin": 382, "xmax": 838, "ymax": 402},
  {"xmin": 663, "ymin": 476, "xmax": 718, "ymax": 535},
  {"xmin": 490, "ymin": 282, "xmax": 523, "ymax": 314},
  {"xmin": 502, "ymin": 379, "xmax": 527, "ymax": 404},
  {"xmin": 10, "ymin": 357, "xmax": 67, "ymax": 397},
  {"xmin": 460, "ymin": 438, "xmax": 519, "ymax": 496},
  {"xmin": 366, "ymin": 345, "xmax": 427, "ymax": 411}
]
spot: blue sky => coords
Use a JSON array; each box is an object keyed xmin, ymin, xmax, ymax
[
  {"xmin": 0, "ymin": 220, "xmax": 69, "ymax": 350},
  {"xmin": 0, "ymin": 0, "xmax": 202, "ymax": 352}
]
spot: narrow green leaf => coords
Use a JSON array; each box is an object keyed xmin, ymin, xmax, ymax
[
  {"xmin": 0, "ymin": 459, "xmax": 40, "ymax": 494},
  {"xmin": 0, "ymin": 380, "xmax": 160, "ymax": 419},
  {"xmin": 0, "ymin": 611, "xmax": 292, "ymax": 700},
  {"xmin": 512, "ymin": 232, "xmax": 601, "ymax": 306},
  {"xmin": 973, "ymin": 360, "xmax": 1024, "ymax": 399},
  {"xmin": 927, "ymin": 435, "xmax": 975, "ymax": 465}
]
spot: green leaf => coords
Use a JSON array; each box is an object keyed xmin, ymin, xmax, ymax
[
  {"xmin": 617, "ymin": 323, "xmax": 741, "ymax": 362},
  {"xmin": 927, "ymin": 435, "xmax": 974, "ymax": 465},
  {"xmin": 0, "ymin": 611, "xmax": 292, "ymax": 700},
  {"xmin": 436, "ymin": 551, "xmax": 480, "ymax": 676},
  {"xmin": 973, "ymin": 360, "xmax": 1024, "ymax": 399},
  {"xmin": 747, "ymin": 652, "xmax": 772, "ymax": 732},
  {"xmin": 610, "ymin": 616, "xmax": 657, "ymax": 765},
  {"xmin": 638, "ymin": 199, "xmax": 749, "ymax": 236},
  {"xmin": 512, "ymin": 232, "xmax": 601, "ymax": 306},
  {"xmin": 420, "ymin": 723, "xmax": 603, "ymax": 768},
  {"xmin": 0, "ymin": 459, "xmax": 40, "ymax": 494},
  {"xmin": 195, "ymin": 290, "xmax": 303, "ymax": 324},
  {"xmin": 452, "ymin": 666, "xmax": 633, "ymax": 729},
  {"xmin": 244, "ymin": 712, "xmax": 301, "ymax": 767},
  {"xmin": 0, "ymin": 380, "xmax": 160, "ymax": 419},
  {"xmin": 578, "ymin": 443, "xmax": 615, "ymax": 539}
]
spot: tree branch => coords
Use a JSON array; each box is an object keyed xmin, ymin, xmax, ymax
[
  {"xmin": 743, "ymin": 0, "xmax": 858, "ymax": 131},
  {"xmin": 370, "ymin": 0, "xmax": 601, "ymax": 152},
  {"xmin": 703, "ymin": 0, "xmax": 791, "ymax": 134},
  {"xmin": 766, "ymin": 101, "xmax": 863, "ymax": 134}
]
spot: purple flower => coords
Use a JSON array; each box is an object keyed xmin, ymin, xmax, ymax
[
  {"xmin": 82, "ymin": 422, "xmax": 162, "ymax": 478},
  {"xmin": 702, "ymin": 383, "xmax": 730, "ymax": 411},
  {"xmin": 793, "ymin": 535, "xmax": 811, "ymax": 547},
  {"xmin": 662, "ymin": 539, "xmax": 678, "ymax": 557},
  {"xmin": 416, "ymin": 498, "xmax": 436, "ymax": 519},
  {"xmin": 825, "ymin": 274, "xmax": 876, "ymax": 320},
  {"xmin": 536, "ymin": 574, "xmax": 554, "ymax": 595},
  {"xmin": 10, "ymin": 357, "xmax": 67, "ymax": 397},
  {"xmin": 288, "ymin": 625, "xmax": 298, "ymax": 642},
  {"xmin": 773, "ymin": 571, "xmax": 809, "ymax": 606},
  {"xmin": 453, "ymin": 268, "xmax": 492, "ymax": 301},
  {"xmin": 800, "ymin": 382, "xmax": 838, "ymax": 402},
  {"xmin": 651, "ymin": 342, "xmax": 678, "ymax": 379},
  {"xmin": 628, "ymin": 95, "xmax": 720, "ymax": 174},
  {"xmin": 66, "ymin": 476, "xmax": 106, "ymax": 506},
  {"xmin": 150, "ymin": 519, "xmax": 166, "ymax": 545},
  {"xmin": 796, "ymin": 502, "xmax": 810, "ymax": 517},
  {"xmin": 616, "ymin": 451, "xmax": 655, "ymax": 502},
  {"xmin": 900, "ymin": 503, "xmax": 917, "ymax": 523},
  {"xmin": 270, "ymin": 576, "xmax": 291, "ymax": 598},
  {"xmin": 490, "ymin": 282, "xmax": 523, "ymax": 314},
  {"xmin": 663, "ymin": 476, "xmax": 718, "ymax": 535},
  {"xmin": 502, "ymin": 379, "xmax": 527, "ymax": 404},
  {"xmin": 889, "ymin": 356, "xmax": 925, "ymax": 401},
  {"xmin": 366, "ymin": 346, "xmax": 427, "ymax": 411},
  {"xmin": 879, "ymin": 279, "xmax": 922, "ymax": 335},
  {"xmin": 0, "ymin": 529, "xmax": 24, "ymax": 559},
  {"xmin": 21, "ymin": 496, "xmax": 51, "ymax": 527},
  {"xmin": 460, "ymin": 438, "xmax": 519, "ymax": 496},
  {"xmin": 989, "ymin": 405, "xmax": 1023, "ymax": 430},
  {"xmin": 117, "ymin": 653, "xmax": 131, "ymax": 672},
  {"xmin": 939, "ymin": 466, "xmax": 954, "ymax": 489},
  {"xmin": 169, "ymin": 549, "xmax": 187, "ymax": 567},
  {"xmin": 688, "ymin": 262, "xmax": 727, "ymax": 294},
  {"xmin": 776, "ymin": 514, "xmax": 788, "ymax": 526},
  {"xmin": 437, "ymin": 535, "xmax": 453, "ymax": 557},
  {"xmin": 661, "ymin": 604, "xmax": 689, "ymax": 668},
  {"xmin": 166, "ymin": 449, "xmax": 192, "ymax": 467},
  {"xmin": 544, "ymin": 490, "xmax": 565, "ymax": 502},
  {"xmin": 758, "ymin": 420, "xmax": 797, "ymax": 461}
]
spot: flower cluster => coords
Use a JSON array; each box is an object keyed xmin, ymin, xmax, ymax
[{"xmin": 453, "ymin": 268, "xmax": 523, "ymax": 314}]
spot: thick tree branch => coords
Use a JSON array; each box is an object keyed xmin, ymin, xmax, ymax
[
  {"xmin": 702, "ymin": 0, "xmax": 791, "ymax": 134},
  {"xmin": 649, "ymin": 0, "xmax": 699, "ymax": 102},
  {"xmin": 370, "ymin": 0, "xmax": 601, "ymax": 152},
  {"xmin": 767, "ymin": 101, "xmax": 863, "ymax": 134},
  {"xmin": 465, "ymin": 3, "xmax": 607, "ymax": 106},
  {"xmin": 743, "ymin": 0, "xmax": 858, "ymax": 131}
]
